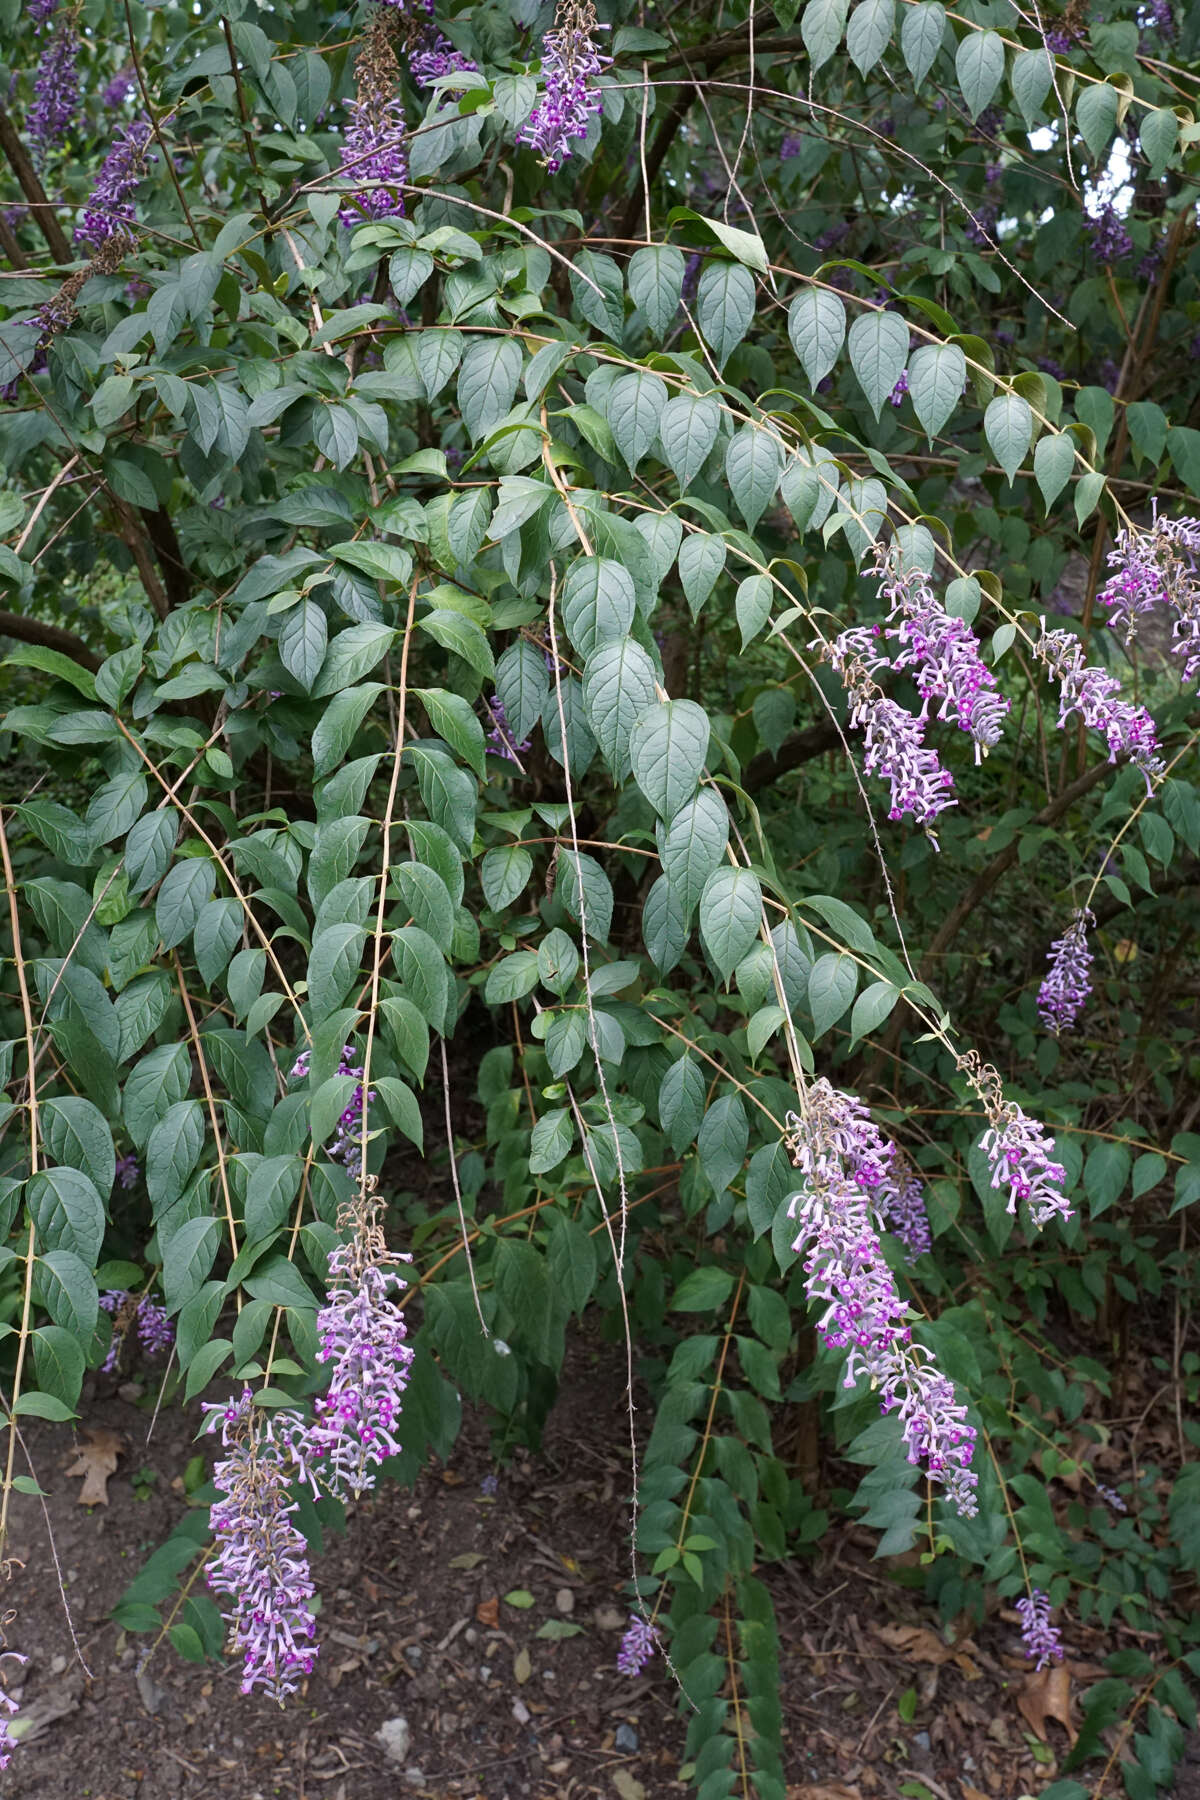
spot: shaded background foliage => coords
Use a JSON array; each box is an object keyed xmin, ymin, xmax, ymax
[{"xmin": 0, "ymin": 0, "xmax": 1199, "ymax": 1790}]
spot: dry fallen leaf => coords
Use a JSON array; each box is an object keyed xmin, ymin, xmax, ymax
[
  {"xmin": 64, "ymin": 1428, "xmax": 123, "ymax": 1506},
  {"xmin": 611, "ymin": 1773, "xmax": 645, "ymax": 1800},
  {"xmin": 1017, "ymin": 1664, "xmax": 1075, "ymax": 1744},
  {"xmin": 514, "ymin": 1647, "xmax": 532, "ymax": 1685},
  {"xmin": 961, "ymin": 1785, "xmax": 991, "ymax": 1800},
  {"xmin": 475, "ymin": 1596, "xmax": 499, "ymax": 1628},
  {"xmin": 876, "ymin": 1623, "xmax": 955, "ymax": 1666},
  {"xmin": 786, "ymin": 1786, "xmax": 863, "ymax": 1800},
  {"xmin": 449, "ymin": 1552, "xmax": 486, "ymax": 1570}
]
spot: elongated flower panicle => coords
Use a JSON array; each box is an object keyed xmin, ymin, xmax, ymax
[
  {"xmin": 1036, "ymin": 625, "xmax": 1163, "ymax": 790},
  {"xmin": 291, "ymin": 1045, "xmax": 375, "ymax": 1168},
  {"xmin": 961, "ymin": 1053, "xmax": 1071, "ymax": 1228},
  {"xmin": 29, "ymin": 12, "xmax": 80, "ymax": 164},
  {"xmin": 306, "ymin": 1199, "xmax": 415, "ymax": 1500},
  {"xmin": 826, "ymin": 628, "xmax": 957, "ymax": 841},
  {"xmin": 616, "ymin": 1613, "xmax": 659, "ymax": 1676},
  {"xmin": 1015, "ymin": 1590, "xmax": 1064, "ymax": 1669},
  {"xmin": 75, "ymin": 119, "xmax": 154, "ymax": 251},
  {"xmin": 784, "ymin": 1083, "xmax": 978, "ymax": 1516},
  {"xmin": 115, "ymin": 1151, "xmax": 139, "ymax": 1188},
  {"xmin": 1037, "ymin": 908, "xmax": 1094, "ymax": 1035},
  {"xmin": 409, "ymin": 29, "xmax": 477, "ymax": 86},
  {"xmin": 872, "ymin": 545, "xmax": 1010, "ymax": 760},
  {"xmin": 880, "ymin": 1161, "xmax": 932, "ymax": 1262},
  {"xmin": 1100, "ymin": 508, "xmax": 1200, "ymax": 689},
  {"xmin": 0, "ymin": 1651, "xmax": 26, "ymax": 1771},
  {"xmin": 485, "ymin": 695, "xmax": 530, "ymax": 763},
  {"xmin": 99, "ymin": 1288, "xmax": 174, "ymax": 1371},
  {"xmin": 340, "ymin": 8, "xmax": 408, "ymax": 224},
  {"xmin": 520, "ymin": 0, "xmax": 610, "ymax": 172},
  {"xmin": 203, "ymin": 1389, "xmax": 319, "ymax": 1702}
]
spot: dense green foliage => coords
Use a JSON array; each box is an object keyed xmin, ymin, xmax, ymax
[{"xmin": 1, "ymin": 0, "xmax": 1200, "ymax": 1788}]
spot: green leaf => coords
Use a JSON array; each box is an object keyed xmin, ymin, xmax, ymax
[
  {"xmin": 417, "ymin": 609, "xmax": 494, "ymax": 680},
  {"xmin": 312, "ymin": 683, "xmax": 384, "ymax": 779},
  {"xmin": 678, "ymin": 532, "xmax": 726, "ymax": 617},
  {"xmin": 416, "ymin": 686, "xmax": 487, "ymax": 779},
  {"xmin": 42, "ymin": 1098, "xmax": 114, "ymax": 1198},
  {"xmin": 1011, "ymin": 46, "xmax": 1053, "ymax": 127},
  {"xmin": 529, "ymin": 1107, "xmax": 573, "ymax": 1175},
  {"xmin": 1084, "ymin": 1139, "xmax": 1130, "ymax": 1216},
  {"xmin": 956, "ymin": 30, "xmax": 1006, "ymax": 121},
  {"xmin": 484, "ymin": 951, "xmax": 541, "ymax": 1004},
  {"xmin": 307, "ymin": 923, "xmax": 366, "ymax": 1022},
  {"xmin": 736, "ymin": 574, "xmax": 773, "ymax": 648},
  {"xmin": 788, "ymin": 288, "xmax": 846, "ymax": 388},
  {"xmin": 697, "ymin": 1093, "xmax": 748, "ymax": 1195},
  {"xmin": 583, "ymin": 640, "xmax": 658, "ymax": 780},
  {"xmin": 162, "ymin": 1216, "xmax": 222, "ymax": 1312},
  {"xmin": 1140, "ymin": 106, "xmax": 1178, "ymax": 178},
  {"xmin": 27, "ymin": 1167, "xmax": 105, "ymax": 1266},
  {"xmin": 847, "ymin": 311, "xmax": 909, "ymax": 417},
  {"xmin": 725, "ymin": 425, "xmax": 783, "ymax": 529},
  {"xmin": 1126, "ymin": 401, "xmax": 1168, "ymax": 468},
  {"xmin": 570, "ymin": 249, "xmax": 625, "ymax": 339},
  {"xmin": 901, "ymin": 1, "xmax": 945, "ymax": 85},
  {"xmin": 278, "ymin": 599, "xmax": 327, "ymax": 693},
  {"xmin": 846, "ymin": 0, "xmax": 894, "ymax": 75},
  {"xmin": 802, "ymin": 0, "xmax": 849, "ymax": 71},
  {"xmin": 659, "ymin": 393, "xmax": 721, "ymax": 492},
  {"xmin": 481, "ymin": 846, "xmax": 533, "ymax": 910},
  {"xmin": 849, "ymin": 979, "xmax": 898, "ymax": 1045},
  {"xmin": 605, "ymin": 371, "xmax": 668, "ymax": 470},
  {"xmin": 146, "ymin": 1100, "xmax": 205, "ymax": 1217},
  {"xmin": 642, "ymin": 875, "xmax": 689, "ymax": 973},
  {"xmin": 556, "ymin": 851, "xmax": 613, "ymax": 946},
  {"xmin": 697, "ymin": 261, "xmax": 756, "ymax": 368},
  {"xmin": 1076, "ymin": 82, "xmax": 1119, "ymax": 162},
  {"xmin": 394, "ymin": 925, "xmax": 451, "ymax": 1030},
  {"xmin": 312, "ymin": 624, "xmax": 396, "ymax": 697},
  {"xmin": 628, "ymin": 244, "xmax": 685, "ymax": 340},
  {"xmin": 494, "ymin": 641, "xmax": 549, "ymax": 743},
  {"xmin": 699, "ymin": 867, "xmax": 762, "ymax": 982},
  {"xmin": 907, "ymin": 343, "xmax": 965, "ymax": 443},
  {"xmin": 659, "ymin": 1056, "xmax": 707, "ymax": 1154},
  {"xmin": 458, "ymin": 337, "xmax": 523, "ymax": 440},
  {"xmin": 807, "ymin": 952, "xmax": 858, "ymax": 1038},
  {"xmin": 375, "ymin": 1075, "xmax": 424, "ymax": 1150},
  {"xmin": 561, "ymin": 557, "xmax": 637, "ymax": 661},
  {"xmin": 1034, "ymin": 433, "xmax": 1075, "ymax": 511},
  {"xmin": 630, "ymin": 700, "xmax": 711, "ymax": 820},
  {"xmin": 671, "ymin": 1265, "xmax": 736, "ymax": 1311},
  {"xmin": 659, "ymin": 789, "xmax": 730, "ymax": 919},
  {"xmin": 35, "ymin": 1249, "xmax": 98, "ymax": 1340},
  {"xmin": 983, "ymin": 394, "xmax": 1033, "ymax": 483}
]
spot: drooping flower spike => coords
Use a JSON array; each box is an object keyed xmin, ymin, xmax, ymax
[
  {"xmin": 963, "ymin": 1053, "xmax": 1072, "ymax": 1229},
  {"xmin": 784, "ymin": 1083, "xmax": 978, "ymax": 1516},
  {"xmin": 1099, "ymin": 507, "xmax": 1200, "ymax": 690},
  {"xmin": 1036, "ymin": 625, "xmax": 1163, "ymax": 791},
  {"xmin": 520, "ymin": 0, "xmax": 610, "ymax": 172},
  {"xmin": 617, "ymin": 1612, "xmax": 659, "ymax": 1676},
  {"xmin": 28, "ymin": 9, "xmax": 80, "ymax": 165},
  {"xmin": 1037, "ymin": 907, "xmax": 1094, "ymax": 1036},
  {"xmin": 825, "ymin": 626, "xmax": 957, "ymax": 843},
  {"xmin": 1015, "ymin": 1589, "xmax": 1064, "ymax": 1670},
  {"xmin": 340, "ymin": 6, "xmax": 408, "ymax": 224},
  {"xmin": 0, "ymin": 1650, "xmax": 26, "ymax": 1771},
  {"xmin": 75, "ymin": 118, "xmax": 154, "ymax": 251}
]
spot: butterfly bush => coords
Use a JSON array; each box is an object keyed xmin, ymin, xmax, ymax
[
  {"xmin": 825, "ymin": 626, "xmax": 957, "ymax": 841},
  {"xmin": 75, "ymin": 119, "xmax": 154, "ymax": 252},
  {"xmin": 291, "ymin": 1044, "xmax": 375, "ymax": 1168},
  {"xmin": 305, "ymin": 1200, "xmax": 415, "ymax": 1500},
  {"xmin": 99, "ymin": 1288, "xmax": 174, "ymax": 1371},
  {"xmin": 1100, "ymin": 508, "xmax": 1200, "ymax": 688},
  {"xmin": 784, "ymin": 1082, "xmax": 979, "ymax": 1516},
  {"xmin": 485, "ymin": 695, "xmax": 531, "ymax": 763},
  {"xmin": 965, "ymin": 1054, "xmax": 1072, "ymax": 1229},
  {"xmin": 880, "ymin": 1161, "xmax": 932, "ymax": 1262},
  {"xmin": 617, "ymin": 1613, "xmax": 659, "ymax": 1675},
  {"xmin": 203, "ymin": 1389, "xmax": 319, "ymax": 1701},
  {"xmin": 1036, "ymin": 625, "xmax": 1163, "ymax": 790},
  {"xmin": 872, "ymin": 544, "xmax": 1011, "ymax": 760},
  {"xmin": 1016, "ymin": 1590, "xmax": 1064, "ymax": 1669},
  {"xmin": 340, "ymin": 8, "xmax": 408, "ymax": 224},
  {"xmin": 28, "ymin": 12, "xmax": 80, "ymax": 164},
  {"xmin": 1037, "ymin": 908, "xmax": 1094, "ymax": 1035},
  {"xmin": 409, "ymin": 29, "xmax": 477, "ymax": 86},
  {"xmin": 520, "ymin": 0, "xmax": 610, "ymax": 172}
]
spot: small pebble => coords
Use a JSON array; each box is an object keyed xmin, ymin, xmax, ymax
[
  {"xmin": 376, "ymin": 1716, "xmax": 412, "ymax": 1764},
  {"xmin": 479, "ymin": 1665, "xmax": 492, "ymax": 1682},
  {"xmin": 615, "ymin": 1723, "xmax": 638, "ymax": 1752},
  {"xmin": 913, "ymin": 1730, "xmax": 931, "ymax": 1751},
  {"xmin": 555, "ymin": 1588, "xmax": 575, "ymax": 1615}
]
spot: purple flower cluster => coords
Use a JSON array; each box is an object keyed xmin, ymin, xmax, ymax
[
  {"xmin": 979, "ymin": 1101, "xmax": 1071, "ymax": 1227},
  {"xmin": 0, "ymin": 1652, "xmax": 25, "ymax": 1772},
  {"xmin": 409, "ymin": 30, "xmax": 477, "ymax": 87},
  {"xmin": 485, "ymin": 695, "xmax": 530, "ymax": 764},
  {"xmin": 29, "ymin": 0, "xmax": 59, "ymax": 23},
  {"xmin": 291, "ymin": 1045, "xmax": 375, "ymax": 1168},
  {"xmin": 827, "ymin": 626, "xmax": 958, "ymax": 840},
  {"xmin": 1141, "ymin": 0, "xmax": 1176, "ymax": 39},
  {"xmin": 1037, "ymin": 625, "xmax": 1164, "ymax": 789},
  {"xmin": 1100, "ymin": 510, "xmax": 1200, "ymax": 688},
  {"xmin": 617, "ymin": 1613, "xmax": 659, "ymax": 1676},
  {"xmin": 780, "ymin": 132, "xmax": 803, "ymax": 159},
  {"xmin": 75, "ymin": 119, "xmax": 154, "ymax": 251},
  {"xmin": 99, "ymin": 1288, "xmax": 174, "ymax": 1372},
  {"xmin": 1096, "ymin": 1481, "xmax": 1127, "ymax": 1512},
  {"xmin": 520, "ymin": 0, "xmax": 610, "ymax": 172},
  {"xmin": 784, "ymin": 1083, "xmax": 978, "ymax": 1516},
  {"xmin": 965, "ymin": 205, "xmax": 998, "ymax": 247},
  {"xmin": 889, "ymin": 369, "xmax": 909, "ymax": 407},
  {"xmin": 1037, "ymin": 908, "xmax": 1094, "ymax": 1035},
  {"xmin": 874, "ymin": 546, "xmax": 1010, "ymax": 760},
  {"xmin": 1087, "ymin": 205, "xmax": 1133, "ymax": 266},
  {"xmin": 101, "ymin": 65, "xmax": 138, "ymax": 109},
  {"xmin": 203, "ymin": 1390, "xmax": 319, "ymax": 1701},
  {"xmin": 1015, "ymin": 1590, "xmax": 1064, "ymax": 1670},
  {"xmin": 115, "ymin": 1151, "xmax": 139, "ymax": 1188},
  {"xmin": 881, "ymin": 1162, "xmax": 932, "ymax": 1262},
  {"xmin": 307, "ymin": 1214, "xmax": 415, "ymax": 1500},
  {"xmin": 341, "ymin": 10, "xmax": 408, "ymax": 224},
  {"xmin": 28, "ymin": 14, "xmax": 80, "ymax": 166}
]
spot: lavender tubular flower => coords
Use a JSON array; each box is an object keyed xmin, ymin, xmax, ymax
[
  {"xmin": 29, "ymin": 0, "xmax": 59, "ymax": 24},
  {"xmin": 115, "ymin": 1151, "xmax": 139, "ymax": 1188},
  {"xmin": 1037, "ymin": 908, "xmax": 1094, "ymax": 1035},
  {"xmin": 409, "ymin": 29, "xmax": 477, "ymax": 87},
  {"xmin": 826, "ymin": 627, "xmax": 957, "ymax": 841},
  {"xmin": 879, "ymin": 1162, "xmax": 932, "ymax": 1262},
  {"xmin": 0, "ymin": 1652, "xmax": 26, "ymax": 1771},
  {"xmin": 306, "ymin": 1206, "xmax": 415, "ymax": 1500},
  {"xmin": 616, "ymin": 1613, "xmax": 658, "ymax": 1675},
  {"xmin": 291, "ymin": 1044, "xmax": 374, "ymax": 1168},
  {"xmin": 75, "ymin": 119, "xmax": 154, "ymax": 251},
  {"xmin": 520, "ymin": 0, "xmax": 610, "ymax": 172},
  {"xmin": 485, "ymin": 695, "xmax": 530, "ymax": 764},
  {"xmin": 1086, "ymin": 204, "xmax": 1132, "ymax": 266},
  {"xmin": 1015, "ymin": 1590, "xmax": 1064, "ymax": 1670},
  {"xmin": 28, "ymin": 15, "xmax": 80, "ymax": 166},
  {"xmin": 340, "ymin": 10, "xmax": 408, "ymax": 224},
  {"xmin": 203, "ymin": 1389, "xmax": 319, "ymax": 1701},
  {"xmin": 872, "ymin": 544, "xmax": 1010, "ymax": 759},
  {"xmin": 1100, "ymin": 509, "xmax": 1200, "ymax": 689},
  {"xmin": 784, "ymin": 1083, "xmax": 978, "ymax": 1516},
  {"xmin": 99, "ymin": 1288, "xmax": 174, "ymax": 1370},
  {"xmin": 1037, "ymin": 625, "xmax": 1163, "ymax": 789},
  {"xmin": 101, "ymin": 65, "xmax": 138, "ymax": 109},
  {"xmin": 979, "ymin": 1104, "xmax": 1070, "ymax": 1227}
]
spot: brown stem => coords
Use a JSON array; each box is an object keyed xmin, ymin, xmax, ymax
[
  {"xmin": 140, "ymin": 506, "xmax": 192, "ymax": 610},
  {"xmin": 742, "ymin": 719, "xmax": 841, "ymax": 792},
  {"xmin": 221, "ymin": 17, "xmax": 271, "ymax": 223},
  {"xmin": 0, "ymin": 209, "xmax": 30, "ymax": 272},
  {"xmin": 0, "ymin": 106, "xmax": 72, "ymax": 263},
  {"xmin": 618, "ymin": 83, "xmax": 695, "ymax": 242},
  {"xmin": 0, "ymin": 607, "xmax": 101, "ymax": 673}
]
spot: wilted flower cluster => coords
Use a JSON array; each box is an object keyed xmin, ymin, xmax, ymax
[
  {"xmin": 28, "ymin": 11, "xmax": 80, "ymax": 164},
  {"xmin": 99, "ymin": 1288, "xmax": 174, "ymax": 1371},
  {"xmin": 784, "ymin": 1082, "xmax": 978, "ymax": 1516},
  {"xmin": 1100, "ymin": 509, "xmax": 1200, "ymax": 688},
  {"xmin": 340, "ymin": 8, "xmax": 408, "ymax": 224},
  {"xmin": 0, "ymin": 1651, "xmax": 25, "ymax": 1771},
  {"xmin": 307, "ymin": 1200, "xmax": 415, "ymax": 1500},
  {"xmin": 75, "ymin": 119, "xmax": 154, "ymax": 251},
  {"xmin": 617, "ymin": 1612, "xmax": 659, "ymax": 1675},
  {"xmin": 1037, "ymin": 908, "xmax": 1094, "ymax": 1035},
  {"xmin": 485, "ymin": 695, "xmax": 530, "ymax": 763},
  {"xmin": 826, "ymin": 626, "xmax": 957, "ymax": 841},
  {"xmin": 520, "ymin": 0, "xmax": 610, "ymax": 172},
  {"xmin": 291, "ymin": 1044, "xmax": 375, "ymax": 1168},
  {"xmin": 203, "ymin": 1390, "xmax": 319, "ymax": 1701},
  {"xmin": 873, "ymin": 545, "xmax": 1010, "ymax": 760},
  {"xmin": 1036, "ymin": 625, "xmax": 1163, "ymax": 790},
  {"xmin": 1015, "ymin": 1590, "xmax": 1064, "ymax": 1669}
]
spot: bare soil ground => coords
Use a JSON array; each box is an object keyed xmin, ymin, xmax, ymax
[{"xmin": 0, "ymin": 1336, "xmax": 1187, "ymax": 1800}]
